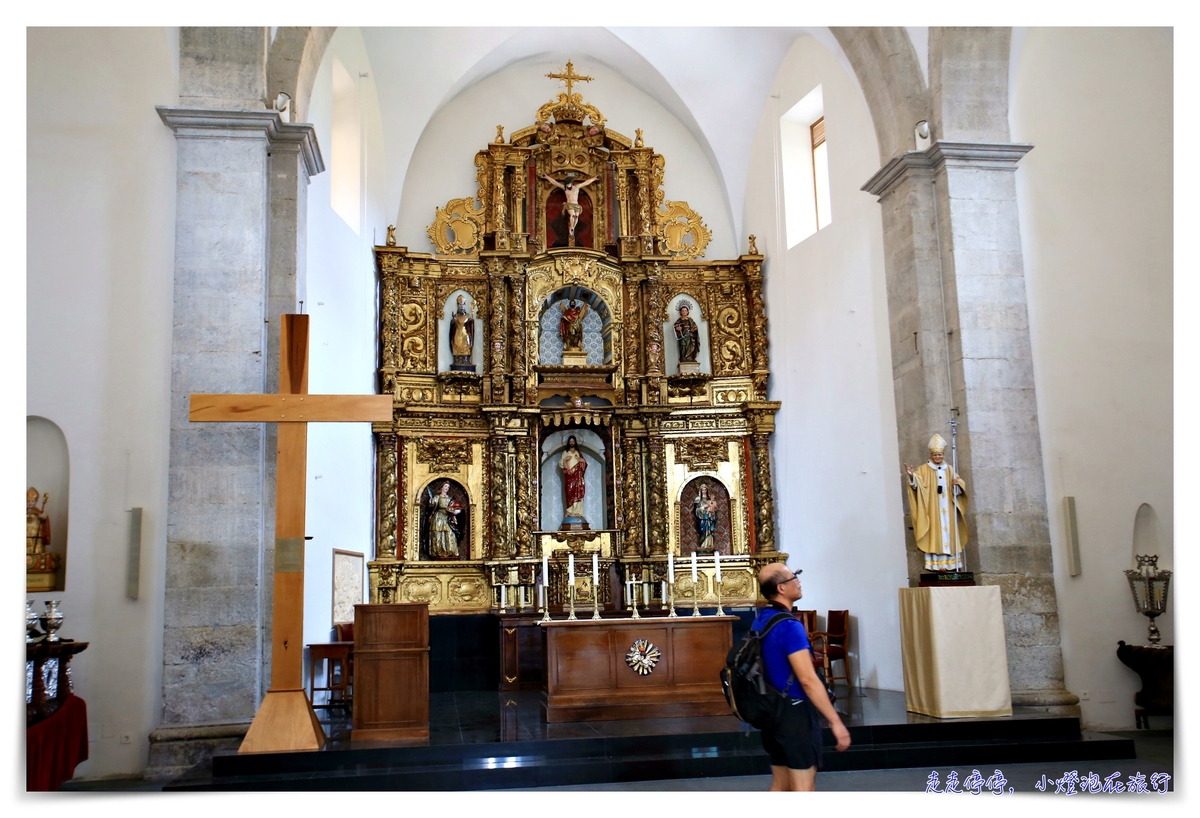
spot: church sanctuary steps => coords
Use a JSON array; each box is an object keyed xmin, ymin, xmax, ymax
[{"xmin": 164, "ymin": 689, "xmax": 1132, "ymax": 791}]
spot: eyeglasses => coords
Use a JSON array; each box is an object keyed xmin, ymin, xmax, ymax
[{"xmin": 779, "ymin": 572, "xmax": 802, "ymax": 586}]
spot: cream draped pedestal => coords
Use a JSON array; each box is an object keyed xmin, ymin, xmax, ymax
[{"xmin": 899, "ymin": 586, "xmax": 1012, "ymax": 718}]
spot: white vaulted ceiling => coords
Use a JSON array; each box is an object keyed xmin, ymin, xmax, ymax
[{"xmin": 360, "ymin": 26, "xmax": 858, "ymax": 239}]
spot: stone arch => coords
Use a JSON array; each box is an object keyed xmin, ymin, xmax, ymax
[
  {"xmin": 831, "ymin": 26, "xmax": 931, "ymax": 164},
  {"xmin": 267, "ymin": 27, "xmax": 337, "ymax": 123}
]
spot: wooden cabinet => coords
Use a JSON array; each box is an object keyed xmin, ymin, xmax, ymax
[
  {"xmin": 542, "ymin": 617, "xmax": 734, "ymax": 723},
  {"xmin": 351, "ymin": 604, "xmax": 429, "ymax": 741}
]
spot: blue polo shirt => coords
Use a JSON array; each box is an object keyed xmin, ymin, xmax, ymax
[{"xmin": 751, "ymin": 606, "xmax": 810, "ymax": 700}]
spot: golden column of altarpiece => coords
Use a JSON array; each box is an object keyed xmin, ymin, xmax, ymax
[{"xmin": 370, "ymin": 68, "xmax": 783, "ymax": 613}]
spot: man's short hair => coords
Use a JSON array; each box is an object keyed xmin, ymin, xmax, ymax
[{"xmin": 760, "ymin": 574, "xmax": 782, "ymax": 601}]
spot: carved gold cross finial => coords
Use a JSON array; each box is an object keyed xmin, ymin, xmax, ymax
[{"xmin": 546, "ymin": 61, "xmax": 593, "ymax": 98}]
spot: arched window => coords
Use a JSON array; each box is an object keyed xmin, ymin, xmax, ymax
[{"xmin": 330, "ymin": 56, "xmax": 361, "ymax": 232}]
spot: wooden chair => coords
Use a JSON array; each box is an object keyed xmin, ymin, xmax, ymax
[
  {"xmin": 811, "ymin": 610, "xmax": 851, "ymax": 689},
  {"xmin": 792, "ymin": 610, "xmax": 830, "ymax": 676}
]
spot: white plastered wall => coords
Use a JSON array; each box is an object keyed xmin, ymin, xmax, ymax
[
  {"xmin": 395, "ymin": 58, "xmax": 734, "ymax": 259},
  {"xmin": 742, "ymin": 35, "xmax": 908, "ymax": 691},
  {"xmin": 303, "ymin": 27, "xmax": 389, "ymax": 658},
  {"xmin": 26, "ymin": 27, "xmax": 179, "ymax": 777},
  {"xmin": 1012, "ymin": 27, "xmax": 1173, "ymax": 730}
]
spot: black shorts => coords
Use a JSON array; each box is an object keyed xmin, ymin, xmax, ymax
[{"xmin": 760, "ymin": 697, "xmax": 823, "ymax": 771}]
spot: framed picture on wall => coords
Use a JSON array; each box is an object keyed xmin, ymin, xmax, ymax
[{"xmin": 332, "ymin": 549, "xmax": 365, "ymax": 626}]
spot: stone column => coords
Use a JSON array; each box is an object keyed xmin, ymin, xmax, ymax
[
  {"xmin": 147, "ymin": 27, "xmax": 324, "ymax": 779},
  {"xmin": 864, "ymin": 141, "xmax": 1078, "ymax": 715}
]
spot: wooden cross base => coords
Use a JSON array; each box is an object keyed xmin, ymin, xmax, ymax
[{"xmin": 239, "ymin": 689, "xmax": 326, "ymax": 753}]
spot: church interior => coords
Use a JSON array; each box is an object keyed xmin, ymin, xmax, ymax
[{"xmin": 25, "ymin": 25, "xmax": 1174, "ymax": 791}]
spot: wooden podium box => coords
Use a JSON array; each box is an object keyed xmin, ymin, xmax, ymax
[
  {"xmin": 351, "ymin": 603, "xmax": 429, "ymax": 741},
  {"xmin": 542, "ymin": 616, "xmax": 734, "ymax": 723}
]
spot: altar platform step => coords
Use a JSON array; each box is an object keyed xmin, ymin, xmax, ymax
[{"xmin": 165, "ymin": 688, "xmax": 1134, "ymax": 791}]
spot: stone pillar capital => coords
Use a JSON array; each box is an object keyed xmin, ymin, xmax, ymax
[
  {"xmin": 861, "ymin": 141, "xmax": 1033, "ymax": 198},
  {"xmin": 155, "ymin": 107, "xmax": 324, "ymax": 178}
]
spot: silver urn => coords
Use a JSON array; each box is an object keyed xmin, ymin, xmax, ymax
[
  {"xmin": 39, "ymin": 600, "xmax": 64, "ymax": 642},
  {"xmin": 26, "ymin": 600, "xmax": 42, "ymax": 642}
]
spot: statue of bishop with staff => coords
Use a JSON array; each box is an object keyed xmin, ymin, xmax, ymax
[{"xmin": 904, "ymin": 434, "xmax": 968, "ymax": 572}]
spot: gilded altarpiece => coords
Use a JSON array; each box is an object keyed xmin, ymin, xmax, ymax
[{"xmin": 370, "ymin": 68, "xmax": 783, "ymax": 614}]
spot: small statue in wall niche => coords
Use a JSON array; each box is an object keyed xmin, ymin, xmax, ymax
[
  {"xmin": 26, "ymin": 488, "xmax": 49, "ymax": 555},
  {"xmin": 427, "ymin": 481, "xmax": 464, "ymax": 559},
  {"xmin": 673, "ymin": 301, "xmax": 700, "ymax": 366},
  {"xmin": 747, "ymin": 234, "xmax": 758, "ymax": 255},
  {"xmin": 558, "ymin": 299, "xmax": 589, "ymax": 352},
  {"xmin": 559, "ymin": 435, "xmax": 589, "ymax": 529},
  {"xmin": 449, "ymin": 294, "xmax": 477, "ymax": 372},
  {"xmin": 693, "ymin": 483, "xmax": 718, "ymax": 552},
  {"xmin": 386, "ymin": 225, "xmax": 397, "ymax": 247}
]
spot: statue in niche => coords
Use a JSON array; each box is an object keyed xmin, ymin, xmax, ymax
[
  {"xmin": 904, "ymin": 434, "xmax": 969, "ymax": 572},
  {"xmin": 673, "ymin": 301, "xmax": 700, "ymax": 370},
  {"xmin": 542, "ymin": 172, "xmax": 597, "ymax": 237},
  {"xmin": 449, "ymin": 294, "xmax": 476, "ymax": 372},
  {"xmin": 692, "ymin": 483, "xmax": 718, "ymax": 552},
  {"xmin": 26, "ymin": 488, "xmax": 50, "ymax": 555},
  {"xmin": 559, "ymin": 434, "xmax": 589, "ymax": 529},
  {"xmin": 558, "ymin": 299, "xmax": 589, "ymax": 352},
  {"xmin": 426, "ymin": 481, "xmax": 464, "ymax": 559}
]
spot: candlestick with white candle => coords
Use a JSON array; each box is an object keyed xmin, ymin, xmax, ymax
[
  {"xmin": 691, "ymin": 551, "xmax": 698, "ymax": 582},
  {"xmin": 568, "ymin": 553, "xmax": 575, "ymax": 584},
  {"xmin": 542, "ymin": 553, "xmax": 549, "ymax": 587},
  {"xmin": 714, "ymin": 550, "xmax": 721, "ymax": 582},
  {"xmin": 592, "ymin": 552, "xmax": 599, "ymax": 585},
  {"xmin": 500, "ymin": 584, "xmax": 506, "ymax": 610},
  {"xmin": 668, "ymin": 551, "xmax": 675, "ymax": 583}
]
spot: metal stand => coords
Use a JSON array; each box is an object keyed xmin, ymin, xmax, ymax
[
  {"xmin": 591, "ymin": 582, "xmax": 602, "ymax": 620},
  {"xmin": 667, "ymin": 582, "xmax": 679, "ymax": 618},
  {"xmin": 691, "ymin": 583, "xmax": 701, "ymax": 617},
  {"xmin": 630, "ymin": 584, "xmax": 641, "ymax": 619},
  {"xmin": 540, "ymin": 605, "xmax": 551, "ymax": 623},
  {"xmin": 567, "ymin": 583, "xmax": 578, "ymax": 621},
  {"xmin": 715, "ymin": 578, "xmax": 726, "ymax": 616}
]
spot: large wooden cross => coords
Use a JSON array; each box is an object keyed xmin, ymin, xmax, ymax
[{"xmin": 189, "ymin": 314, "xmax": 392, "ymax": 753}]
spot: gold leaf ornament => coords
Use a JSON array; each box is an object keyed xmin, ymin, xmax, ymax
[
  {"xmin": 428, "ymin": 198, "xmax": 486, "ymax": 255},
  {"xmin": 658, "ymin": 201, "xmax": 712, "ymax": 260}
]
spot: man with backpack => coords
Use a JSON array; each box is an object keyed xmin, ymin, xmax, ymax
[{"xmin": 752, "ymin": 562, "xmax": 851, "ymax": 791}]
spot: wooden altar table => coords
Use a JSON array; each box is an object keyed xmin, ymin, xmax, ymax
[{"xmin": 542, "ymin": 616, "xmax": 734, "ymax": 723}]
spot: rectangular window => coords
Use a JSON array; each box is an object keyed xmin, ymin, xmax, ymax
[
  {"xmin": 811, "ymin": 117, "xmax": 831, "ymax": 230},
  {"xmin": 780, "ymin": 86, "xmax": 831, "ymax": 247}
]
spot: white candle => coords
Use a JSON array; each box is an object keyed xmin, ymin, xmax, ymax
[
  {"xmin": 644, "ymin": 582, "xmax": 650, "ymax": 605},
  {"xmin": 542, "ymin": 553, "xmax": 549, "ymax": 587},
  {"xmin": 592, "ymin": 553, "xmax": 599, "ymax": 585},
  {"xmin": 661, "ymin": 580, "xmax": 667, "ymax": 603},
  {"xmin": 714, "ymin": 550, "xmax": 721, "ymax": 582},
  {"xmin": 500, "ymin": 585, "xmax": 506, "ymax": 608},
  {"xmin": 668, "ymin": 551, "xmax": 675, "ymax": 583},
  {"xmin": 626, "ymin": 580, "xmax": 632, "ymax": 608},
  {"xmin": 539, "ymin": 582, "xmax": 545, "ymax": 608},
  {"xmin": 691, "ymin": 551, "xmax": 698, "ymax": 582},
  {"xmin": 519, "ymin": 585, "xmax": 526, "ymax": 607},
  {"xmin": 569, "ymin": 553, "xmax": 575, "ymax": 584}
]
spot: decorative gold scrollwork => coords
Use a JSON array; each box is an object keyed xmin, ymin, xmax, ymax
[
  {"xmin": 658, "ymin": 201, "xmax": 712, "ymax": 260},
  {"xmin": 416, "ymin": 438, "xmax": 472, "ymax": 474},
  {"xmin": 675, "ymin": 438, "xmax": 730, "ymax": 471},
  {"xmin": 428, "ymin": 197, "xmax": 486, "ymax": 255}
]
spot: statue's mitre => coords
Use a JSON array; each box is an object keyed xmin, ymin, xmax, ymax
[{"xmin": 928, "ymin": 434, "xmax": 946, "ymax": 453}]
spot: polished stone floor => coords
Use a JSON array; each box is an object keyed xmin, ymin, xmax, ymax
[{"xmin": 319, "ymin": 685, "xmax": 1061, "ymax": 749}]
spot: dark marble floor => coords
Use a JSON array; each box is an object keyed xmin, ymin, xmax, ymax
[{"xmin": 315, "ymin": 685, "xmax": 1063, "ymax": 751}]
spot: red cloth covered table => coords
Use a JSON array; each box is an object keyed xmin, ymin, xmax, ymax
[{"xmin": 26, "ymin": 693, "xmax": 88, "ymax": 791}]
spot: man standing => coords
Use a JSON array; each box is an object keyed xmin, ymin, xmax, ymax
[
  {"xmin": 755, "ymin": 563, "xmax": 851, "ymax": 791},
  {"xmin": 904, "ymin": 434, "xmax": 968, "ymax": 572}
]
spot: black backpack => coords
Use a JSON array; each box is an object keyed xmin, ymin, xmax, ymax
[{"xmin": 720, "ymin": 612, "xmax": 796, "ymax": 729}]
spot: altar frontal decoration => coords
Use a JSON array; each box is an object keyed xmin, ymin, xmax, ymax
[{"xmin": 370, "ymin": 62, "xmax": 783, "ymax": 614}]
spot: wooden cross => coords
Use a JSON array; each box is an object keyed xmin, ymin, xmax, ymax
[
  {"xmin": 189, "ymin": 314, "xmax": 392, "ymax": 753},
  {"xmin": 546, "ymin": 60, "xmax": 593, "ymax": 98}
]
